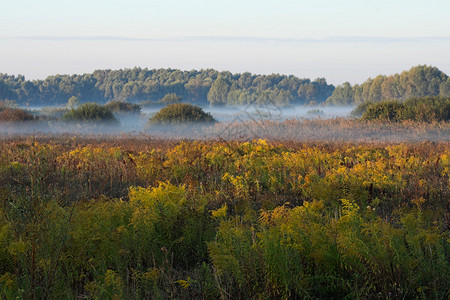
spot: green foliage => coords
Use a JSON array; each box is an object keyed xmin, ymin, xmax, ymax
[
  {"xmin": 351, "ymin": 101, "xmax": 375, "ymax": 117},
  {"xmin": 207, "ymin": 76, "xmax": 230, "ymax": 105},
  {"xmin": 0, "ymin": 68, "xmax": 335, "ymax": 107},
  {"xmin": 402, "ymin": 96, "xmax": 450, "ymax": 121},
  {"xmin": 361, "ymin": 97, "xmax": 450, "ymax": 122},
  {"xmin": 326, "ymin": 82, "xmax": 354, "ymax": 105},
  {"xmin": 327, "ymin": 65, "xmax": 449, "ymax": 105},
  {"xmin": 103, "ymin": 100, "xmax": 141, "ymax": 114},
  {"xmin": 62, "ymin": 103, "xmax": 118, "ymax": 123},
  {"xmin": 362, "ymin": 100, "xmax": 406, "ymax": 122},
  {"xmin": 148, "ymin": 103, "xmax": 216, "ymax": 125}
]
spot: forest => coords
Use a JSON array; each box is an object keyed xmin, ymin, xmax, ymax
[
  {"xmin": 327, "ymin": 65, "xmax": 450, "ymax": 105},
  {"xmin": 0, "ymin": 69, "xmax": 334, "ymax": 107},
  {"xmin": 1, "ymin": 65, "xmax": 449, "ymax": 107}
]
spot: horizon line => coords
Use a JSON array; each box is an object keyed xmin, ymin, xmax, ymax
[{"xmin": 2, "ymin": 35, "xmax": 450, "ymax": 43}]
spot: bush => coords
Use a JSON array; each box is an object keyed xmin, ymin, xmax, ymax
[
  {"xmin": 402, "ymin": 96, "xmax": 450, "ymax": 122},
  {"xmin": 62, "ymin": 103, "xmax": 118, "ymax": 123},
  {"xmin": 104, "ymin": 101, "xmax": 141, "ymax": 114},
  {"xmin": 361, "ymin": 97, "xmax": 450, "ymax": 122},
  {"xmin": 0, "ymin": 108, "xmax": 35, "ymax": 122},
  {"xmin": 350, "ymin": 101, "xmax": 375, "ymax": 117},
  {"xmin": 148, "ymin": 103, "xmax": 216, "ymax": 125},
  {"xmin": 361, "ymin": 101, "xmax": 405, "ymax": 122}
]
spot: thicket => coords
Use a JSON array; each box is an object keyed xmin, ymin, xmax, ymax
[
  {"xmin": 62, "ymin": 103, "xmax": 118, "ymax": 124},
  {"xmin": 360, "ymin": 96, "xmax": 450, "ymax": 122},
  {"xmin": 148, "ymin": 103, "xmax": 216, "ymax": 125},
  {"xmin": 0, "ymin": 108, "xmax": 35, "ymax": 122},
  {"xmin": 0, "ymin": 139, "xmax": 448, "ymax": 299},
  {"xmin": 350, "ymin": 101, "xmax": 375, "ymax": 117}
]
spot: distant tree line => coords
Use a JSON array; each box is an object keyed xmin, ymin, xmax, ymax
[
  {"xmin": 327, "ymin": 65, "xmax": 450, "ymax": 105},
  {"xmin": 0, "ymin": 65, "xmax": 448, "ymax": 107},
  {"xmin": 0, "ymin": 68, "xmax": 334, "ymax": 106}
]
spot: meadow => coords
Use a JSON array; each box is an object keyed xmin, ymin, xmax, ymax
[{"xmin": 0, "ymin": 136, "xmax": 448, "ymax": 299}]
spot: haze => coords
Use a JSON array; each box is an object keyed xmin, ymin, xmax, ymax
[{"xmin": 1, "ymin": 0, "xmax": 450, "ymax": 85}]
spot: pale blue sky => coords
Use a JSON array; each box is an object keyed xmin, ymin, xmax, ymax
[{"xmin": 1, "ymin": 0, "xmax": 449, "ymax": 84}]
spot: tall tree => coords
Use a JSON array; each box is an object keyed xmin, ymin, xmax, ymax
[{"xmin": 207, "ymin": 77, "xmax": 230, "ymax": 105}]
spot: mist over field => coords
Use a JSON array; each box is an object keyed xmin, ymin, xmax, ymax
[
  {"xmin": 1, "ymin": 104, "xmax": 448, "ymax": 143},
  {"xmin": 2, "ymin": 0, "xmax": 450, "ymax": 298},
  {"xmin": 1, "ymin": 64, "xmax": 449, "ymax": 141}
]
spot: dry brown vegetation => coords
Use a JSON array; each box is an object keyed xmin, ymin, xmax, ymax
[
  {"xmin": 207, "ymin": 118, "xmax": 450, "ymax": 142},
  {"xmin": 0, "ymin": 108, "xmax": 35, "ymax": 122}
]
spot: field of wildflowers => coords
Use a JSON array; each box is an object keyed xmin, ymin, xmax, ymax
[{"xmin": 0, "ymin": 138, "xmax": 448, "ymax": 298}]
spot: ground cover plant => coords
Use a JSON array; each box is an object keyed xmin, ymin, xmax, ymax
[{"xmin": 0, "ymin": 138, "xmax": 448, "ymax": 299}]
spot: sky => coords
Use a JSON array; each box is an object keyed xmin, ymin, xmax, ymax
[{"xmin": 1, "ymin": 0, "xmax": 449, "ymax": 85}]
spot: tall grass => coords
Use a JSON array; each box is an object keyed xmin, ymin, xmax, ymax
[{"xmin": 0, "ymin": 138, "xmax": 448, "ymax": 298}]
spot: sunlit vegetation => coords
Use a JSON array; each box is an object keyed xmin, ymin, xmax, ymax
[
  {"xmin": 0, "ymin": 69, "xmax": 335, "ymax": 106},
  {"xmin": 148, "ymin": 103, "xmax": 216, "ymax": 125},
  {"xmin": 0, "ymin": 138, "xmax": 448, "ymax": 298},
  {"xmin": 0, "ymin": 108, "xmax": 35, "ymax": 122},
  {"xmin": 360, "ymin": 97, "xmax": 450, "ymax": 122},
  {"xmin": 1, "ymin": 65, "xmax": 448, "ymax": 107},
  {"xmin": 62, "ymin": 103, "xmax": 118, "ymax": 124},
  {"xmin": 207, "ymin": 118, "xmax": 450, "ymax": 142},
  {"xmin": 327, "ymin": 65, "xmax": 450, "ymax": 105},
  {"xmin": 66, "ymin": 96, "xmax": 80, "ymax": 108}
]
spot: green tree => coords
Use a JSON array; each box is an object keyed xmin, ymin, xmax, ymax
[
  {"xmin": 440, "ymin": 78, "xmax": 450, "ymax": 96},
  {"xmin": 326, "ymin": 82, "xmax": 354, "ymax": 105},
  {"xmin": 207, "ymin": 77, "xmax": 230, "ymax": 105}
]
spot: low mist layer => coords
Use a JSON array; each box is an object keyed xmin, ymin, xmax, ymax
[{"xmin": 1, "ymin": 104, "xmax": 448, "ymax": 142}]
